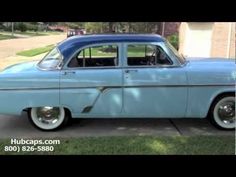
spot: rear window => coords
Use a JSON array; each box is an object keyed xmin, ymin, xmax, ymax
[{"xmin": 127, "ymin": 44, "xmax": 173, "ymax": 66}]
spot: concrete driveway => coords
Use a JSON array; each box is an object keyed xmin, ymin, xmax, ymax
[
  {"xmin": 0, "ymin": 34, "xmax": 66, "ymax": 59},
  {"xmin": 0, "ymin": 113, "xmax": 234, "ymax": 139}
]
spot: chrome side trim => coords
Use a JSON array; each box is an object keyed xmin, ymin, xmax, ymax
[
  {"xmin": 0, "ymin": 84, "xmax": 234, "ymax": 91},
  {"xmin": 0, "ymin": 88, "xmax": 59, "ymax": 91},
  {"xmin": 81, "ymin": 106, "xmax": 93, "ymax": 113}
]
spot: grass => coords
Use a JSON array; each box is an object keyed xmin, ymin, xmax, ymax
[
  {"xmin": 16, "ymin": 45, "xmax": 55, "ymax": 57},
  {"xmin": 0, "ymin": 136, "xmax": 234, "ymax": 155},
  {"xmin": 0, "ymin": 34, "xmax": 17, "ymax": 40},
  {"xmin": 14, "ymin": 31, "xmax": 63, "ymax": 36},
  {"xmin": 14, "ymin": 31, "xmax": 47, "ymax": 36},
  {"xmin": 80, "ymin": 45, "xmax": 149, "ymax": 58},
  {"xmin": 0, "ymin": 31, "xmax": 64, "ymax": 39},
  {"xmin": 14, "ymin": 44, "xmax": 155, "ymax": 59},
  {"xmin": 82, "ymin": 47, "xmax": 115, "ymax": 57}
]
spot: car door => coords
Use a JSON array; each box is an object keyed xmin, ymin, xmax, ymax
[
  {"xmin": 60, "ymin": 43, "xmax": 123, "ymax": 117},
  {"xmin": 123, "ymin": 43, "xmax": 188, "ymax": 118}
]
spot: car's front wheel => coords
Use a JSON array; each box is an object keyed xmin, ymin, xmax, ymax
[
  {"xmin": 209, "ymin": 95, "xmax": 235, "ymax": 130},
  {"xmin": 28, "ymin": 107, "xmax": 69, "ymax": 131}
]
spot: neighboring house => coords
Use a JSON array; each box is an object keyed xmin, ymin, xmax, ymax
[
  {"xmin": 48, "ymin": 25, "xmax": 68, "ymax": 32},
  {"xmin": 162, "ymin": 22, "xmax": 180, "ymax": 37},
  {"xmin": 179, "ymin": 22, "xmax": 235, "ymax": 58}
]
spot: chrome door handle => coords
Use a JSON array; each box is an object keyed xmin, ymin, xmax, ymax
[
  {"xmin": 125, "ymin": 69, "xmax": 138, "ymax": 73},
  {"xmin": 63, "ymin": 71, "xmax": 76, "ymax": 75}
]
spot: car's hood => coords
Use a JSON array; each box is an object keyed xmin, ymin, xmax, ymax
[
  {"xmin": 186, "ymin": 57, "xmax": 235, "ymax": 68},
  {"xmin": 185, "ymin": 57, "xmax": 236, "ymax": 85},
  {"xmin": 0, "ymin": 61, "xmax": 39, "ymax": 74}
]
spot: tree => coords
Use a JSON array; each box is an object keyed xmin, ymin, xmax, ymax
[
  {"xmin": 64, "ymin": 22, "xmax": 85, "ymax": 29},
  {"xmin": 24, "ymin": 23, "xmax": 38, "ymax": 31},
  {"xmin": 85, "ymin": 22, "xmax": 103, "ymax": 33},
  {"xmin": 0, "ymin": 22, "xmax": 3, "ymax": 29},
  {"xmin": 155, "ymin": 22, "xmax": 162, "ymax": 34},
  {"xmin": 17, "ymin": 23, "xmax": 27, "ymax": 32},
  {"xmin": 83, "ymin": 22, "xmax": 161, "ymax": 34},
  {"xmin": 108, "ymin": 22, "xmax": 114, "ymax": 33}
]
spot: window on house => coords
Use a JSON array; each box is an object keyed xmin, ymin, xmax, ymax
[
  {"xmin": 68, "ymin": 45, "xmax": 118, "ymax": 68},
  {"xmin": 127, "ymin": 44, "xmax": 172, "ymax": 66}
]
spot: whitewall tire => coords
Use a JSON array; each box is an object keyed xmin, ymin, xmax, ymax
[
  {"xmin": 210, "ymin": 96, "xmax": 235, "ymax": 130},
  {"xmin": 29, "ymin": 107, "xmax": 68, "ymax": 131}
]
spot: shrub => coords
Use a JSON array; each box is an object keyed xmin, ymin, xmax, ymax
[
  {"xmin": 25, "ymin": 23, "xmax": 38, "ymax": 31},
  {"xmin": 16, "ymin": 23, "xmax": 27, "ymax": 32},
  {"xmin": 2, "ymin": 25, "xmax": 11, "ymax": 31},
  {"xmin": 167, "ymin": 34, "xmax": 179, "ymax": 50}
]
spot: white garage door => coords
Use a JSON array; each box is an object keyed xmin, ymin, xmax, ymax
[{"xmin": 184, "ymin": 23, "xmax": 213, "ymax": 58}]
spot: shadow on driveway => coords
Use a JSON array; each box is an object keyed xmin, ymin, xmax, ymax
[{"xmin": 0, "ymin": 113, "xmax": 234, "ymax": 139}]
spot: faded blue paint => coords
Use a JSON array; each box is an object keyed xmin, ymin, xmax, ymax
[
  {"xmin": 0, "ymin": 35, "xmax": 235, "ymax": 119},
  {"xmin": 185, "ymin": 58, "xmax": 236, "ymax": 118},
  {"xmin": 0, "ymin": 61, "xmax": 60, "ymax": 115},
  {"xmin": 60, "ymin": 69, "xmax": 123, "ymax": 116}
]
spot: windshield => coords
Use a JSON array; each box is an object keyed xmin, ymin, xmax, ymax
[
  {"xmin": 165, "ymin": 41, "xmax": 186, "ymax": 65},
  {"xmin": 37, "ymin": 47, "xmax": 62, "ymax": 69}
]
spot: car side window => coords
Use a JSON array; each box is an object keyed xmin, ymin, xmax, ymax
[
  {"xmin": 68, "ymin": 45, "xmax": 118, "ymax": 68},
  {"xmin": 127, "ymin": 44, "xmax": 172, "ymax": 66}
]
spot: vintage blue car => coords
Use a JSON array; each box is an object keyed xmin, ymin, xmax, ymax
[{"xmin": 0, "ymin": 34, "xmax": 235, "ymax": 131}]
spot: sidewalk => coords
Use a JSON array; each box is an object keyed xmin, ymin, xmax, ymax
[{"xmin": 0, "ymin": 34, "xmax": 66, "ymax": 70}]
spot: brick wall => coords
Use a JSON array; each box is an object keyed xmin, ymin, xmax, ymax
[
  {"xmin": 229, "ymin": 23, "xmax": 235, "ymax": 58},
  {"xmin": 178, "ymin": 22, "xmax": 187, "ymax": 54},
  {"xmin": 211, "ymin": 23, "xmax": 230, "ymax": 58},
  {"xmin": 179, "ymin": 22, "xmax": 235, "ymax": 58}
]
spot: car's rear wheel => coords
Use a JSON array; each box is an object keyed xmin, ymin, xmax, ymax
[
  {"xmin": 209, "ymin": 95, "xmax": 235, "ymax": 130},
  {"xmin": 28, "ymin": 107, "xmax": 69, "ymax": 131}
]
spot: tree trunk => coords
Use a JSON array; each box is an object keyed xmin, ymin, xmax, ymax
[
  {"xmin": 127, "ymin": 23, "xmax": 133, "ymax": 33},
  {"xmin": 108, "ymin": 22, "xmax": 114, "ymax": 33},
  {"xmin": 145, "ymin": 23, "xmax": 148, "ymax": 33},
  {"xmin": 107, "ymin": 22, "xmax": 115, "ymax": 51},
  {"xmin": 155, "ymin": 22, "xmax": 162, "ymax": 34}
]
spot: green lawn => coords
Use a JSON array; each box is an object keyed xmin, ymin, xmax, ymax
[
  {"xmin": 80, "ymin": 46, "xmax": 147, "ymax": 57},
  {"xmin": 81, "ymin": 47, "xmax": 117, "ymax": 57},
  {"xmin": 0, "ymin": 34, "xmax": 17, "ymax": 40},
  {"xmin": 16, "ymin": 45, "xmax": 55, "ymax": 57},
  {"xmin": 0, "ymin": 31, "xmax": 64, "ymax": 38},
  {"xmin": 16, "ymin": 45, "xmax": 152, "ymax": 58},
  {"xmin": 14, "ymin": 31, "xmax": 63, "ymax": 36},
  {"xmin": 0, "ymin": 136, "xmax": 234, "ymax": 155}
]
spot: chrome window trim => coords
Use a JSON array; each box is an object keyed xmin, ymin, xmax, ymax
[
  {"xmin": 37, "ymin": 46, "xmax": 64, "ymax": 71},
  {"xmin": 61, "ymin": 65, "xmax": 181, "ymax": 72},
  {"xmin": 164, "ymin": 40, "xmax": 187, "ymax": 66},
  {"xmin": 63, "ymin": 43, "xmax": 122, "ymax": 70},
  {"xmin": 62, "ymin": 41, "xmax": 183, "ymax": 70},
  {"xmin": 123, "ymin": 42, "xmax": 181, "ymax": 68}
]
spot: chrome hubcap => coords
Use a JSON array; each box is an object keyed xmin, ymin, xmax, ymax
[
  {"xmin": 36, "ymin": 107, "xmax": 61, "ymax": 125},
  {"xmin": 217, "ymin": 101, "xmax": 235, "ymax": 124}
]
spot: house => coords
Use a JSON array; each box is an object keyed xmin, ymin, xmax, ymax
[
  {"xmin": 48, "ymin": 25, "xmax": 68, "ymax": 32},
  {"xmin": 178, "ymin": 22, "xmax": 235, "ymax": 58},
  {"xmin": 162, "ymin": 22, "xmax": 180, "ymax": 37}
]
